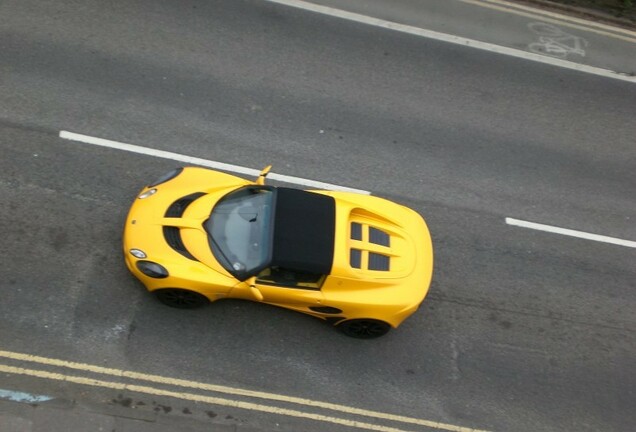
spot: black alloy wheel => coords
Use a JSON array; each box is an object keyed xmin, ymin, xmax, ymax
[
  {"xmin": 337, "ymin": 319, "xmax": 391, "ymax": 339},
  {"xmin": 154, "ymin": 288, "xmax": 209, "ymax": 309}
]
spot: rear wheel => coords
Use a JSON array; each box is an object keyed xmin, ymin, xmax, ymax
[
  {"xmin": 154, "ymin": 288, "xmax": 209, "ymax": 309},
  {"xmin": 337, "ymin": 319, "xmax": 391, "ymax": 339}
]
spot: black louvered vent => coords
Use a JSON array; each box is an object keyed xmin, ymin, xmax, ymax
[
  {"xmin": 350, "ymin": 249, "xmax": 362, "ymax": 269},
  {"xmin": 369, "ymin": 227, "xmax": 390, "ymax": 246},
  {"xmin": 165, "ymin": 192, "xmax": 206, "ymax": 218},
  {"xmin": 350, "ymin": 222, "xmax": 363, "ymax": 240},
  {"xmin": 368, "ymin": 252, "xmax": 390, "ymax": 271},
  {"xmin": 163, "ymin": 226, "xmax": 197, "ymax": 261}
]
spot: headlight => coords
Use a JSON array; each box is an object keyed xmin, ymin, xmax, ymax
[
  {"xmin": 129, "ymin": 249, "xmax": 147, "ymax": 259},
  {"xmin": 138, "ymin": 188, "xmax": 157, "ymax": 199},
  {"xmin": 136, "ymin": 261, "xmax": 169, "ymax": 278},
  {"xmin": 149, "ymin": 168, "xmax": 183, "ymax": 187}
]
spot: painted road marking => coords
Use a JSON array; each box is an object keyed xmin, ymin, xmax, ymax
[
  {"xmin": 0, "ymin": 364, "xmax": 415, "ymax": 432},
  {"xmin": 527, "ymin": 22, "xmax": 588, "ymax": 59},
  {"xmin": 459, "ymin": 0, "xmax": 636, "ymax": 42},
  {"xmin": 59, "ymin": 131, "xmax": 370, "ymax": 195},
  {"xmin": 0, "ymin": 388, "xmax": 53, "ymax": 403},
  {"xmin": 0, "ymin": 350, "xmax": 490, "ymax": 432},
  {"xmin": 506, "ymin": 217, "xmax": 636, "ymax": 248},
  {"xmin": 263, "ymin": 0, "xmax": 636, "ymax": 83}
]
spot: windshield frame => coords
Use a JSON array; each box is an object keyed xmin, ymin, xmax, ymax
[{"xmin": 204, "ymin": 185, "xmax": 277, "ymax": 281}]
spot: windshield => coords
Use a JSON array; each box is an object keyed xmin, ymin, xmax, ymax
[{"xmin": 204, "ymin": 187, "xmax": 274, "ymax": 279}]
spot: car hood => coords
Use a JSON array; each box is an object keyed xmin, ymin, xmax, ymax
[{"xmin": 124, "ymin": 167, "xmax": 251, "ymax": 279}]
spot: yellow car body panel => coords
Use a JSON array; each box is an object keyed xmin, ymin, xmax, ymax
[
  {"xmin": 123, "ymin": 167, "xmax": 433, "ymax": 334},
  {"xmin": 123, "ymin": 168, "xmax": 247, "ymax": 297}
]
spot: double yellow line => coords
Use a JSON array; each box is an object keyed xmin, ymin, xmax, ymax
[{"xmin": 0, "ymin": 349, "xmax": 490, "ymax": 432}]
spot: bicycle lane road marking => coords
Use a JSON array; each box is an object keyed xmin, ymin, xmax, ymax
[{"xmin": 263, "ymin": 0, "xmax": 636, "ymax": 83}]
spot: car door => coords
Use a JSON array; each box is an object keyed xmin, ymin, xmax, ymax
[{"xmin": 232, "ymin": 266, "xmax": 326, "ymax": 314}]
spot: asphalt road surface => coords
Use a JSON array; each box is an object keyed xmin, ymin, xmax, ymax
[{"xmin": 1, "ymin": 1, "xmax": 635, "ymax": 431}]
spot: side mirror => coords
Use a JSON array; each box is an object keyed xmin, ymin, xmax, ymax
[
  {"xmin": 247, "ymin": 276, "xmax": 264, "ymax": 301},
  {"xmin": 256, "ymin": 165, "xmax": 272, "ymax": 185}
]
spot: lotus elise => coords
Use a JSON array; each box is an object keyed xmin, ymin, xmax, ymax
[{"xmin": 123, "ymin": 166, "xmax": 433, "ymax": 338}]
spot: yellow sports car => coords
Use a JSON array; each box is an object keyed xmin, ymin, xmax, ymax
[{"xmin": 123, "ymin": 166, "xmax": 433, "ymax": 338}]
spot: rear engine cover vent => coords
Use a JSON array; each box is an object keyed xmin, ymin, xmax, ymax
[
  {"xmin": 369, "ymin": 227, "xmax": 390, "ymax": 246},
  {"xmin": 349, "ymin": 220, "xmax": 392, "ymax": 271},
  {"xmin": 350, "ymin": 249, "xmax": 362, "ymax": 269},
  {"xmin": 350, "ymin": 222, "xmax": 363, "ymax": 240},
  {"xmin": 368, "ymin": 252, "xmax": 390, "ymax": 271}
]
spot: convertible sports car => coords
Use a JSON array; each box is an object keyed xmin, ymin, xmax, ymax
[{"xmin": 123, "ymin": 166, "xmax": 433, "ymax": 338}]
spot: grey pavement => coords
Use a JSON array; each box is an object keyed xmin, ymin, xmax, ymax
[
  {"xmin": 303, "ymin": 0, "xmax": 636, "ymax": 76},
  {"xmin": 0, "ymin": 398, "xmax": 242, "ymax": 432}
]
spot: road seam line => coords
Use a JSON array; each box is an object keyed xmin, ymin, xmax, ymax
[
  {"xmin": 58, "ymin": 131, "xmax": 370, "ymax": 195},
  {"xmin": 263, "ymin": 0, "xmax": 636, "ymax": 83},
  {"xmin": 506, "ymin": 217, "xmax": 636, "ymax": 248}
]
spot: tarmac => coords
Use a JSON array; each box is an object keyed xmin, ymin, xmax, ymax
[
  {"xmin": 0, "ymin": 396, "xmax": 259, "ymax": 432},
  {"xmin": 510, "ymin": 0, "xmax": 636, "ymax": 30},
  {"xmin": 1, "ymin": 1, "xmax": 634, "ymax": 431}
]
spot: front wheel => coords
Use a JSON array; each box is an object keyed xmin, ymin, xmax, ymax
[
  {"xmin": 154, "ymin": 288, "xmax": 209, "ymax": 309},
  {"xmin": 337, "ymin": 319, "xmax": 391, "ymax": 339}
]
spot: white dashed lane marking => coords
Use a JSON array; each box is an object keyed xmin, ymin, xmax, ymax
[
  {"xmin": 59, "ymin": 130, "xmax": 370, "ymax": 195},
  {"xmin": 506, "ymin": 217, "xmax": 636, "ymax": 248}
]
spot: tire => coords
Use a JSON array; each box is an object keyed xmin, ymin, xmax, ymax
[
  {"xmin": 337, "ymin": 319, "xmax": 391, "ymax": 339},
  {"xmin": 154, "ymin": 288, "xmax": 209, "ymax": 309}
]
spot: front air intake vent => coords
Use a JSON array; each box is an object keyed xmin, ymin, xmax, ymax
[
  {"xmin": 163, "ymin": 226, "xmax": 197, "ymax": 261},
  {"xmin": 165, "ymin": 192, "xmax": 206, "ymax": 218}
]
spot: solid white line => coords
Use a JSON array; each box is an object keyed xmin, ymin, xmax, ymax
[
  {"xmin": 59, "ymin": 131, "xmax": 370, "ymax": 194},
  {"xmin": 263, "ymin": 0, "xmax": 636, "ymax": 83},
  {"xmin": 506, "ymin": 218, "xmax": 636, "ymax": 248}
]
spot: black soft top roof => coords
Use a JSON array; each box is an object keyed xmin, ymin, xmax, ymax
[{"xmin": 271, "ymin": 188, "xmax": 336, "ymax": 275}]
